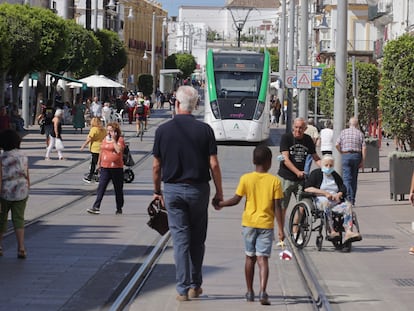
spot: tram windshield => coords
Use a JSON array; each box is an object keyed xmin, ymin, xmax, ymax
[{"xmin": 216, "ymin": 72, "xmax": 261, "ymax": 98}]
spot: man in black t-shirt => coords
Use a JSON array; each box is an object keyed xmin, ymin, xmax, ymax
[
  {"xmin": 277, "ymin": 117, "xmax": 321, "ymax": 243},
  {"xmin": 152, "ymin": 85, "xmax": 223, "ymax": 301}
]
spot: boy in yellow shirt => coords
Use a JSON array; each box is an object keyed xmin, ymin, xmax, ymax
[{"xmin": 214, "ymin": 145, "xmax": 283, "ymax": 305}]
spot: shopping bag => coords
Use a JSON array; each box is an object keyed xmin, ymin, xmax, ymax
[
  {"xmin": 147, "ymin": 199, "xmax": 169, "ymax": 235},
  {"xmin": 55, "ymin": 138, "xmax": 64, "ymax": 151}
]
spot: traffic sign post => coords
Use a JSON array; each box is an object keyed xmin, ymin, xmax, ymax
[
  {"xmin": 296, "ymin": 65, "xmax": 312, "ymax": 89},
  {"xmin": 285, "ymin": 70, "xmax": 296, "ymax": 89},
  {"xmin": 311, "ymin": 67, "xmax": 323, "ymax": 88}
]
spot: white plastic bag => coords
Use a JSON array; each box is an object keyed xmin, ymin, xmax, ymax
[{"xmin": 55, "ymin": 138, "xmax": 64, "ymax": 151}]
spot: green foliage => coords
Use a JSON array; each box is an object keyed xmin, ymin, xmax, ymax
[
  {"xmin": 28, "ymin": 6, "xmax": 68, "ymax": 72},
  {"xmin": 57, "ymin": 20, "xmax": 102, "ymax": 78},
  {"xmin": 95, "ymin": 29, "xmax": 127, "ymax": 78},
  {"xmin": 0, "ymin": 4, "xmax": 41, "ymax": 81},
  {"xmin": 165, "ymin": 53, "xmax": 196, "ymax": 79},
  {"xmin": 138, "ymin": 74, "xmax": 153, "ymax": 97},
  {"xmin": 207, "ymin": 28, "xmax": 219, "ymax": 42},
  {"xmin": 380, "ymin": 34, "xmax": 414, "ymax": 150},
  {"xmin": 0, "ymin": 13, "xmax": 11, "ymax": 72},
  {"xmin": 318, "ymin": 62, "xmax": 379, "ymax": 128}
]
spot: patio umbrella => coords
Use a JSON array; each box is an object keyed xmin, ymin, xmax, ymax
[{"xmin": 67, "ymin": 74, "xmax": 124, "ymax": 88}]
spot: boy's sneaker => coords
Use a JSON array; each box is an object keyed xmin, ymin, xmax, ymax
[
  {"xmin": 83, "ymin": 177, "xmax": 92, "ymax": 183},
  {"xmin": 87, "ymin": 208, "xmax": 100, "ymax": 214},
  {"xmin": 115, "ymin": 209, "xmax": 123, "ymax": 215}
]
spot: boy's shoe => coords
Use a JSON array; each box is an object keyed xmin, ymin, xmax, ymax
[
  {"xmin": 87, "ymin": 208, "xmax": 100, "ymax": 214},
  {"xmin": 188, "ymin": 287, "xmax": 202, "ymax": 298},
  {"xmin": 259, "ymin": 292, "xmax": 271, "ymax": 305},
  {"xmin": 116, "ymin": 209, "xmax": 123, "ymax": 215},
  {"xmin": 176, "ymin": 294, "xmax": 189, "ymax": 301},
  {"xmin": 83, "ymin": 177, "xmax": 91, "ymax": 183},
  {"xmin": 245, "ymin": 291, "xmax": 254, "ymax": 302}
]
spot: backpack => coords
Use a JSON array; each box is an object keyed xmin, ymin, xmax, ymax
[
  {"xmin": 43, "ymin": 107, "xmax": 54, "ymax": 125},
  {"xmin": 136, "ymin": 103, "xmax": 144, "ymax": 115}
]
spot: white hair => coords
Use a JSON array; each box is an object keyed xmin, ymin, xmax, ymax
[
  {"xmin": 321, "ymin": 154, "xmax": 335, "ymax": 165},
  {"xmin": 176, "ymin": 85, "xmax": 198, "ymax": 112}
]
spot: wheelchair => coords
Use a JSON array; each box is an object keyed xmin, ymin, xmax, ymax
[{"xmin": 288, "ymin": 192, "xmax": 361, "ymax": 252}]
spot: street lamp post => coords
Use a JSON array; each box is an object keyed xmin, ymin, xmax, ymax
[{"xmin": 151, "ymin": 12, "xmax": 156, "ymax": 99}]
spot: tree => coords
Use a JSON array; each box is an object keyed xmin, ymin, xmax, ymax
[
  {"xmin": 138, "ymin": 74, "xmax": 153, "ymax": 97},
  {"xmin": 380, "ymin": 34, "xmax": 414, "ymax": 151},
  {"xmin": 165, "ymin": 53, "xmax": 196, "ymax": 79},
  {"xmin": 318, "ymin": 61, "xmax": 379, "ymax": 129},
  {"xmin": 95, "ymin": 29, "xmax": 127, "ymax": 78},
  {"xmin": 0, "ymin": 3, "xmax": 42, "ymax": 105},
  {"xmin": 0, "ymin": 12, "xmax": 12, "ymax": 105},
  {"xmin": 57, "ymin": 20, "xmax": 102, "ymax": 78}
]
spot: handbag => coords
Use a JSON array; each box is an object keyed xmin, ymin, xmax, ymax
[
  {"xmin": 55, "ymin": 138, "xmax": 64, "ymax": 151},
  {"xmin": 39, "ymin": 119, "xmax": 45, "ymax": 134},
  {"xmin": 147, "ymin": 199, "xmax": 169, "ymax": 235},
  {"xmin": 123, "ymin": 144, "xmax": 135, "ymax": 167}
]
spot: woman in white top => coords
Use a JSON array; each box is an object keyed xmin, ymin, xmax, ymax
[{"xmin": 320, "ymin": 119, "xmax": 334, "ymax": 155}]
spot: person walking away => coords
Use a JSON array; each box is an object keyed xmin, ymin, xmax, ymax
[
  {"xmin": 0, "ymin": 129, "xmax": 30, "ymax": 259},
  {"xmin": 277, "ymin": 117, "xmax": 321, "ymax": 244},
  {"xmin": 152, "ymin": 85, "xmax": 223, "ymax": 301},
  {"xmin": 36, "ymin": 101, "xmax": 55, "ymax": 146},
  {"xmin": 335, "ymin": 117, "xmax": 366, "ymax": 205},
  {"xmin": 143, "ymin": 95, "xmax": 151, "ymax": 130},
  {"xmin": 169, "ymin": 91, "xmax": 177, "ymax": 117},
  {"xmin": 125, "ymin": 93, "xmax": 136, "ymax": 124},
  {"xmin": 304, "ymin": 118, "xmax": 320, "ymax": 175},
  {"xmin": 80, "ymin": 117, "xmax": 107, "ymax": 183},
  {"xmin": 304, "ymin": 154, "xmax": 362, "ymax": 243},
  {"xmin": 133, "ymin": 98, "xmax": 147, "ymax": 136},
  {"xmin": 90, "ymin": 96, "xmax": 102, "ymax": 119},
  {"xmin": 320, "ymin": 119, "xmax": 334, "ymax": 155},
  {"xmin": 214, "ymin": 145, "xmax": 283, "ymax": 305},
  {"xmin": 72, "ymin": 100, "xmax": 86, "ymax": 134},
  {"xmin": 409, "ymin": 171, "xmax": 414, "ymax": 255},
  {"xmin": 87, "ymin": 122, "xmax": 125, "ymax": 215},
  {"xmin": 45, "ymin": 109, "xmax": 64, "ymax": 160}
]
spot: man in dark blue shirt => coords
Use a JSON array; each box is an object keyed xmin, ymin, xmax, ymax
[{"xmin": 152, "ymin": 85, "xmax": 223, "ymax": 301}]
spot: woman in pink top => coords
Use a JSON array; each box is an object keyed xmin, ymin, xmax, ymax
[{"xmin": 87, "ymin": 122, "xmax": 125, "ymax": 215}]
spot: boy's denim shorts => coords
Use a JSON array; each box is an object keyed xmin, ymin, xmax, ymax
[{"xmin": 242, "ymin": 226, "xmax": 274, "ymax": 257}]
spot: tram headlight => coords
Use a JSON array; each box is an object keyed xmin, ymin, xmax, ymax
[
  {"xmin": 253, "ymin": 101, "xmax": 265, "ymax": 120},
  {"xmin": 210, "ymin": 100, "xmax": 221, "ymax": 119}
]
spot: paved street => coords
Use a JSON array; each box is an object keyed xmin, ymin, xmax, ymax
[{"xmin": 0, "ymin": 107, "xmax": 413, "ymax": 311}]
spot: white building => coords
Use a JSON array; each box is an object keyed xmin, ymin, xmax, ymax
[{"xmin": 167, "ymin": 4, "xmax": 280, "ymax": 71}]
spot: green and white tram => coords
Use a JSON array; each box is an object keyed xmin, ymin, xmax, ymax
[{"xmin": 204, "ymin": 49, "xmax": 271, "ymax": 142}]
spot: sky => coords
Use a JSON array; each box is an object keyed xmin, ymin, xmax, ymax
[{"xmin": 157, "ymin": 0, "xmax": 226, "ymax": 17}]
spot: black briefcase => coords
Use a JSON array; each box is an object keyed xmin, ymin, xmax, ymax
[{"xmin": 147, "ymin": 199, "xmax": 169, "ymax": 235}]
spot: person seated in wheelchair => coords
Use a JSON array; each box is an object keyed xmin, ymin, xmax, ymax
[{"xmin": 304, "ymin": 154, "xmax": 362, "ymax": 244}]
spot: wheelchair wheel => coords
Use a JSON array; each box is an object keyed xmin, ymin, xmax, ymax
[
  {"xmin": 124, "ymin": 168, "xmax": 134, "ymax": 183},
  {"xmin": 289, "ymin": 199, "xmax": 313, "ymax": 248}
]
